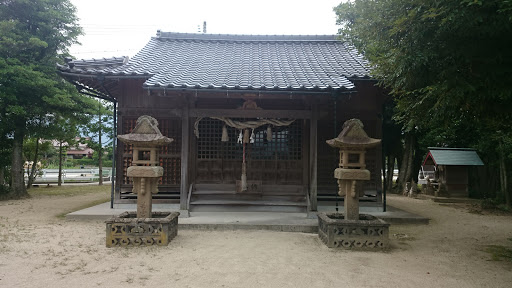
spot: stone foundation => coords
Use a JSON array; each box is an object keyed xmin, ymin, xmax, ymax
[
  {"xmin": 318, "ymin": 212, "xmax": 389, "ymax": 249},
  {"xmin": 106, "ymin": 211, "xmax": 179, "ymax": 247}
]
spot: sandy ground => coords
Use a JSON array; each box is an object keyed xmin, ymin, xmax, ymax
[{"xmin": 1, "ymin": 191, "xmax": 511, "ymax": 288}]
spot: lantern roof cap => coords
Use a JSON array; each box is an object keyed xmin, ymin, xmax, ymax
[
  {"xmin": 326, "ymin": 119, "xmax": 381, "ymax": 148},
  {"xmin": 117, "ymin": 115, "xmax": 173, "ymax": 146}
]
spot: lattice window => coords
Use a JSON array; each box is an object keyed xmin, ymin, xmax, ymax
[
  {"xmin": 121, "ymin": 117, "xmax": 181, "ymax": 186},
  {"xmin": 197, "ymin": 118, "xmax": 301, "ymax": 161},
  {"xmin": 196, "ymin": 118, "xmax": 302, "ymax": 184}
]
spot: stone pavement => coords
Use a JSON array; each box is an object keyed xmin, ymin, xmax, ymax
[{"xmin": 67, "ymin": 202, "xmax": 428, "ymax": 233}]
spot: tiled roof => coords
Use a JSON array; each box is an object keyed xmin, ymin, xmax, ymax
[
  {"xmin": 425, "ymin": 148, "xmax": 484, "ymax": 166},
  {"xmin": 60, "ymin": 32, "xmax": 371, "ymax": 91},
  {"xmin": 59, "ymin": 56, "xmax": 128, "ymax": 74}
]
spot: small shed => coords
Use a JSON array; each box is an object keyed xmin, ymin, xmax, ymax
[{"xmin": 422, "ymin": 147, "xmax": 484, "ymax": 197}]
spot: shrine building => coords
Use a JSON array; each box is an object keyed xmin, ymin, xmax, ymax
[{"xmin": 58, "ymin": 31, "xmax": 386, "ymax": 215}]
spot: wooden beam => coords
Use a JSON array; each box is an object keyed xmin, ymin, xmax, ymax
[
  {"xmin": 309, "ymin": 104, "xmax": 318, "ymax": 211},
  {"xmin": 180, "ymin": 104, "xmax": 190, "ymax": 211},
  {"xmin": 118, "ymin": 108, "xmax": 182, "ymax": 117},
  {"xmin": 191, "ymin": 109, "xmax": 311, "ymax": 119}
]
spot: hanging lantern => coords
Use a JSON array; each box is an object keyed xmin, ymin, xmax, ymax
[
  {"xmin": 221, "ymin": 125, "xmax": 229, "ymax": 142},
  {"xmin": 266, "ymin": 126, "xmax": 272, "ymax": 141},
  {"xmin": 243, "ymin": 129, "xmax": 250, "ymax": 144}
]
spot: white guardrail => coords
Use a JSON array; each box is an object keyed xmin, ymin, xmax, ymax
[{"xmin": 26, "ymin": 169, "xmax": 112, "ymax": 184}]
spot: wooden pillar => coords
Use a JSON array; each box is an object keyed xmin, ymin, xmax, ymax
[
  {"xmin": 302, "ymin": 119, "xmax": 310, "ymax": 210},
  {"xmin": 180, "ymin": 104, "xmax": 190, "ymax": 211},
  {"xmin": 114, "ymin": 114, "xmax": 124, "ymax": 205},
  {"xmin": 375, "ymin": 117, "xmax": 383, "ymax": 206},
  {"xmin": 309, "ymin": 104, "xmax": 318, "ymax": 211}
]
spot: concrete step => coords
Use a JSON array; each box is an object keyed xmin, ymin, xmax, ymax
[
  {"xmin": 120, "ymin": 193, "xmax": 180, "ymax": 200},
  {"xmin": 193, "ymin": 190, "xmax": 303, "ymax": 196},
  {"xmin": 190, "ymin": 197, "xmax": 307, "ymax": 212},
  {"xmin": 191, "ymin": 194, "xmax": 305, "ymax": 202},
  {"xmin": 190, "ymin": 204, "xmax": 307, "ymax": 213},
  {"xmin": 191, "ymin": 199, "xmax": 307, "ymax": 206}
]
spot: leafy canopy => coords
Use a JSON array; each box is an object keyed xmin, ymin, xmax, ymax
[
  {"xmin": 0, "ymin": 0, "xmax": 98, "ymax": 197},
  {"xmin": 335, "ymin": 0, "xmax": 512, "ymax": 132}
]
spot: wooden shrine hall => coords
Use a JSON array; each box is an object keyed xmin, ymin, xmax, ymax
[{"xmin": 58, "ymin": 32, "xmax": 385, "ymax": 214}]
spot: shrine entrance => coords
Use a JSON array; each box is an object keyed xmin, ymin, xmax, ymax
[{"xmin": 195, "ymin": 118, "xmax": 303, "ymax": 186}]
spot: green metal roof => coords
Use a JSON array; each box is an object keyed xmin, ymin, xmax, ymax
[{"xmin": 425, "ymin": 148, "xmax": 484, "ymax": 166}]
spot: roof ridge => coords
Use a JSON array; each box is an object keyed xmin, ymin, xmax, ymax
[{"xmin": 155, "ymin": 31, "xmax": 341, "ymax": 42}]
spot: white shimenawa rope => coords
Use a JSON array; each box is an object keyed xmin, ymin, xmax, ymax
[{"xmin": 194, "ymin": 117, "xmax": 295, "ymax": 138}]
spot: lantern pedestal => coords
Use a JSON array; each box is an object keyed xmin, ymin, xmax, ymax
[
  {"xmin": 106, "ymin": 211, "xmax": 179, "ymax": 247},
  {"xmin": 321, "ymin": 119, "xmax": 389, "ymax": 249},
  {"xmin": 318, "ymin": 213, "xmax": 389, "ymax": 249}
]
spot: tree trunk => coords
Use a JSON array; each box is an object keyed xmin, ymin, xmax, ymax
[
  {"xmin": 0, "ymin": 166, "xmax": 5, "ymax": 186},
  {"xmin": 386, "ymin": 154, "xmax": 395, "ymax": 192},
  {"xmin": 10, "ymin": 120, "xmax": 28, "ymax": 198},
  {"xmin": 397, "ymin": 133, "xmax": 415, "ymax": 193},
  {"xmin": 58, "ymin": 141, "xmax": 63, "ymax": 186},
  {"xmin": 499, "ymin": 142, "xmax": 510, "ymax": 208},
  {"xmin": 27, "ymin": 137, "xmax": 40, "ymax": 189}
]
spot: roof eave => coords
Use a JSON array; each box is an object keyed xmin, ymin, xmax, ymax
[{"xmin": 142, "ymin": 85, "xmax": 355, "ymax": 95}]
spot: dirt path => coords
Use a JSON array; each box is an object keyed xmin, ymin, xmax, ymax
[{"xmin": 1, "ymin": 192, "xmax": 511, "ymax": 287}]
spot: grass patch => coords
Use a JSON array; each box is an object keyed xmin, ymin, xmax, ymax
[
  {"xmin": 28, "ymin": 184, "xmax": 110, "ymax": 197},
  {"xmin": 56, "ymin": 197, "xmax": 111, "ymax": 219},
  {"xmin": 485, "ymin": 239, "xmax": 512, "ymax": 262},
  {"xmin": 27, "ymin": 185, "xmax": 110, "ymax": 219},
  {"xmin": 481, "ymin": 198, "xmax": 512, "ymax": 214}
]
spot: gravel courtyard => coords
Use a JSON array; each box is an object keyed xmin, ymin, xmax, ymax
[{"xmin": 1, "ymin": 187, "xmax": 511, "ymax": 288}]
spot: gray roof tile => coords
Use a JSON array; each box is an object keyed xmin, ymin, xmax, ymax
[{"xmin": 61, "ymin": 32, "xmax": 371, "ymax": 91}]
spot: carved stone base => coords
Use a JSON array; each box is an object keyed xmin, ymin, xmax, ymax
[
  {"xmin": 318, "ymin": 213, "xmax": 389, "ymax": 249},
  {"xmin": 105, "ymin": 211, "xmax": 179, "ymax": 247}
]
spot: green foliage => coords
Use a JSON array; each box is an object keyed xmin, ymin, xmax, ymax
[
  {"xmin": 0, "ymin": 0, "xmax": 82, "ymax": 63},
  {"xmin": 0, "ymin": 184, "xmax": 11, "ymax": 200},
  {"xmin": 481, "ymin": 198, "xmax": 512, "ymax": 213},
  {"xmin": 485, "ymin": 242, "xmax": 512, "ymax": 262},
  {"xmin": 336, "ymin": 0, "xmax": 512, "ymax": 128},
  {"xmin": 0, "ymin": 0, "xmax": 97, "ymax": 197},
  {"xmin": 79, "ymin": 99, "xmax": 114, "ymax": 180},
  {"xmin": 23, "ymin": 138, "xmax": 53, "ymax": 163},
  {"xmin": 335, "ymin": 0, "xmax": 512, "ymax": 202},
  {"xmin": 80, "ymin": 100, "xmax": 114, "ymax": 150}
]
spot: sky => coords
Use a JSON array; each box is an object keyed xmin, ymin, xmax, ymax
[{"xmin": 69, "ymin": 0, "xmax": 343, "ymax": 59}]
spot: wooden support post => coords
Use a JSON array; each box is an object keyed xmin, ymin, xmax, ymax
[
  {"xmin": 302, "ymin": 119, "xmax": 310, "ymax": 211},
  {"xmin": 309, "ymin": 104, "xmax": 318, "ymax": 211},
  {"xmin": 180, "ymin": 104, "xmax": 190, "ymax": 212},
  {"xmin": 114, "ymin": 114, "xmax": 124, "ymax": 205}
]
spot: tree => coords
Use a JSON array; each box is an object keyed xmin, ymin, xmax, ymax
[
  {"xmin": 23, "ymin": 135, "xmax": 52, "ymax": 188},
  {"xmin": 48, "ymin": 114, "xmax": 86, "ymax": 186},
  {"xmin": 0, "ymin": 0, "xmax": 93, "ymax": 198},
  {"xmin": 80, "ymin": 99, "xmax": 113, "ymax": 186},
  {"xmin": 335, "ymin": 0, "xmax": 512, "ymax": 205}
]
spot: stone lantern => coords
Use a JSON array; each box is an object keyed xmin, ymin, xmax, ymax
[
  {"xmin": 117, "ymin": 115, "xmax": 174, "ymax": 218},
  {"xmin": 317, "ymin": 119, "xmax": 389, "ymax": 249},
  {"xmin": 326, "ymin": 119, "xmax": 381, "ymax": 220},
  {"xmin": 106, "ymin": 116, "xmax": 179, "ymax": 247}
]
